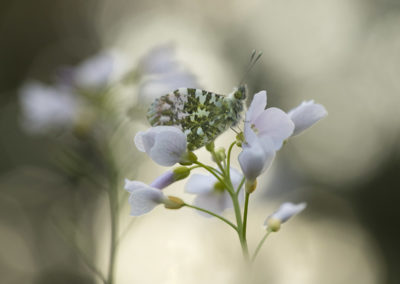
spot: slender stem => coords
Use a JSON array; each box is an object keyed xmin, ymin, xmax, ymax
[
  {"xmin": 251, "ymin": 230, "xmax": 272, "ymax": 262},
  {"xmin": 242, "ymin": 192, "xmax": 250, "ymax": 244},
  {"xmin": 193, "ymin": 161, "xmax": 225, "ymax": 185},
  {"xmin": 236, "ymin": 177, "xmax": 245, "ymax": 195},
  {"xmin": 184, "ymin": 204, "xmax": 238, "ymax": 231},
  {"xmin": 226, "ymin": 142, "xmax": 236, "ymax": 177}
]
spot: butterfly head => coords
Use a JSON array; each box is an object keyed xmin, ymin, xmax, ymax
[{"xmin": 233, "ymin": 85, "xmax": 248, "ymax": 101}]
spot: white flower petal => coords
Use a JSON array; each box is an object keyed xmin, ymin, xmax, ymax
[
  {"xmin": 246, "ymin": 90, "xmax": 267, "ymax": 124},
  {"xmin": 185, "ymin": 174, "xmax": 216, "ymax": 194},
  {"xmin": 135, "ymin": 126, "xmax": 187, "ymax": 166},
  {"xmin": 288, "ymin": 100, "xmax": 328, "ymax": 136},
  {"xmin": 239, "ymin": 143, "xmax": 267, "ymax": 181},
  {"xmin": 19, "ymin": 81, "xmax": 78, "ymax": 133},
  {"xmin": 240, "ymin": 133, "xmax": 276, "ymax": 181},
  {"xmin": 73, "ymin": 52, "xmax": 115, "ymax": 90},
  {"xmin": 254, "ymin": 107, "xmax": 294, "ymax": 150},
  {"xmin": 124, "ymin": 179, "xmax": 166, "ymax": 216},
  {"xmin": 265, "ymin": 202, "xmax": 307, "ymax": 225},
  {"xmin": 193, "ymin": 191, "xmax": 230, "ymax": 216},
  {"xmin": 149, "ymin": 127, "xmax": 187, "ymax": 166}
]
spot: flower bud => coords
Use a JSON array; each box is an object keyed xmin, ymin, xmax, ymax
[
  {"xmin": 164, "ymin": 196, "xmax": 185, "ymax": 209},
  {"xmin": 212, "ymin": 147, "xmax": 226, "ymax": 163},
  {"xmin": 172, "ymin": 166, "xmax": 191, "ymax": 181},
  {"xmin": 180, "ymin": 151, "xmax": 198, "ymax": 165},
  {"xmin": 205, "ymin": 141, "xmax": 215, "ymax": 152},
  {"xmin": 266, "ymin": 218, "xmax": 281, "ymax": 232}
]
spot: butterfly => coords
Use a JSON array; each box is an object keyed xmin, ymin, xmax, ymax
[{"xmin": 147, "ymin": 86, "xmax": 247, "ymax": 150}]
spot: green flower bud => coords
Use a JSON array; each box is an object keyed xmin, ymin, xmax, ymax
[
  {"xmin": 266, "ymin": 218, "xmax": 281, "ymax": 232},
  {"xmin": 164, "ymin": 196, "xmax": 185, "ymax": 209},
  {"xmin": 180, "ymin": 151, "xmax": 198, "ymax": 165},
  {"xmin": 172, "ymin": 166, "xmax": 191, "ymax": 181},
  {"xmin": 205, "ymin": 142, "xmax": 215, "ymax": 152}
]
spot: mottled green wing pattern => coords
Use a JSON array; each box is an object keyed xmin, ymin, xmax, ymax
[{"xmin": 147, "ymin": 88, "xmax": 245, "ymax": 150}]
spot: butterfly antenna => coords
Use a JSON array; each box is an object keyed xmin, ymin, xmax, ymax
[{"xmin": 238, "ymin": 50, "xmax": 263, "ymax": 86}]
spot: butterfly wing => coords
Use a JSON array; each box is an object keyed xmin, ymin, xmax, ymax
[{"xmin": 147, "ymin": 88, "xmax": 241, "ymax": 150}]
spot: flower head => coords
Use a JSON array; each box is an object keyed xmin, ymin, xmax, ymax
[
  {"xmin": 185, "ymin": 168, "xmax": 244, "ymax": 216},
  {"xmin": 134, "ymin": 126, "xmax": 194, "ymax": 166},
  {"xmin": 245, "ymin": 91, "xmax": 294, "ymax": 151},
  {"xmin": 264, "ymin": 202, "xmax": 306, "ymax": 231},
  {"xmin": 288, "ymin": 100, "xmax": 327, "ymax": 136},
  {"xmin": 19, "ymin": 81, "xmax": 79, "ymax": 133},
  {"xmin": 124, "ymin": 178, "xmax": 184, "ymax": 216}
]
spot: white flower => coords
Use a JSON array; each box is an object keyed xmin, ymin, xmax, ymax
[
  {"xmin": 149, "ymin": 170, "xmax": 175, "ymax": 189},
  {"xmin": 125, "ymin": 178, "xmax": 184, "ymax": 216},
  {"xmin": 72, "ymin": 51, "xmax": 120, "ymax": 90},
  {"xmin": 245, "ymin": 91, "xmax": 294, "ymax": 151},
  {"xmin": 134, "ymin": 126, "xmax": 189, "ymax": 166},
  {"xmin": 288, "ymin": 100, "xmax": 327, "ymax": 136},
  {"xmin": 124, "ymin": 179, "xmax": 169, "ymax": 216},
  {"xmin": 239, "ymin": 122, "xmax": 275, "ymax": 182},
  {"xmin": 264, "ymin": 202, "xmax": 306, "ymax": 231},
  {"xmin": 19, "ymin": 81, "xmax": 79, "ymax": 133},
  {"xmin": 185, "ymin": 168, "xmax": 244, "ymax": 216}
]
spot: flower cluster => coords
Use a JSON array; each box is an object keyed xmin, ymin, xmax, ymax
[{"xmin": 125, "ymin": 89, "xmax": 327, "ymax": 261}]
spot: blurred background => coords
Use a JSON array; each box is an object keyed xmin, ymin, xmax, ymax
[{"xmin": 1, "ymin": 0, "xmax": 400, "ymax": 283}]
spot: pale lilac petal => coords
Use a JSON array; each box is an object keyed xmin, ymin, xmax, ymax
[
  {"xmin": 73, "ymin": 52, "xmax": 115, "ymax": 90},
  {"xmin": 288, "ymin": 101, "xmax": 327, "ymax": 136},
  {"xmin": 149, "ymin": 171, "xmax": 174, "ymax": 189},
  {"xmin": 246, "ymin": 91, "xmax": 267, "ymax": 124},
  {"xmin": 239, "ymin": 143, "xmax": 267, "ymax": 181},
  {"xmin": 264, "ymin": 202, "xmax": 306, "ymax": 225},
  {"xmin": 134, "ymin": 126, "xmax": 187, "ymax": 166},
  {"xmin": 124, "ymin": 179, "xmax": 166, "ymax": 216},
  {"xmin": 193, "ymin": 191, "xmax": 230, "ymax": 216},
  {"xmin": 19, "ymin": 81, "xmax": 78, "ymax": 133},
  {"xmin": 239, "ymin": 134, "xmax": 275, "ymax": 181},
  {"xmin": 254, "ymin": 107, "xmax": 294, "ymax": 150},
  {"xmin": 149, "ymin": 128, "xmax": 187, "ymax": 166},
  {"xmin": 185, "ymin": 174, "xmax": 216, "ymax": 194}
]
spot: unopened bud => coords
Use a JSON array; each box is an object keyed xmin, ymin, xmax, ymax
[
  {"xmin": 180, "ymin": 151, "xmax": 198, "ymax": 165},
  {"xmin": 164, "ymin": 196, "xmax": 185, "ymax": 209},
  {"xmin": 172, "ymin": 166, "xmax": 190, "ymax": 181},
  {"xmin": 212, "ymin": 147, "xmax": 226, "ymax": 163},
  {"xmin": 205, "ymin": 142, "xmax": 215, "ymax": 152},
  {"xmin": 266, "ymin": 218, "xmax": 281, "ymax": 232},
  {"xmin": 245, "ymin": 179, "xmax": 257, "ymax": 194}
]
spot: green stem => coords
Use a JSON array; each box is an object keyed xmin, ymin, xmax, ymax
[
  {"xmin": 236, "ymin": 177, "xmax": 245, "ymax": 194},
  {"xmin": 184, "ymin": 204, "xmax": 237, "ymax": 231},
  {"xmin": 242, "ymin": 192, "xmax": 250, "ymax": 244},
  {"xmin": 193, "ymin": 161, "xmax": 225, "ymax": 185},
  {"xmin": 251, "ymin": 230, "xmax": 272, "ymax": 262},
  {"xmin": 226, "ymin": 141, "xmax": 236, "ymax": 177}
]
